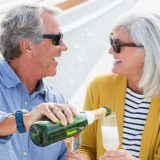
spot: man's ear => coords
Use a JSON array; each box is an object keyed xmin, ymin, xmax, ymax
[{"xmin": 19, "ymin": 39, "xmax": 33, "ymax": 58}]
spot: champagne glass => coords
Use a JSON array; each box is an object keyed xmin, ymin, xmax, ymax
[
  {"xmin": 101, "ymin": 112, "xmax": 119, "ymax": 151},
  {"xmin": 71, "ymin": 134, "xmax": 81, "ymax": 151}
]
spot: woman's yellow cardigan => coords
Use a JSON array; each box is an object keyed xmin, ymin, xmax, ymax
[{"xmin": 79, "ymin": 74, "xmax": 160, "ymax": 160}]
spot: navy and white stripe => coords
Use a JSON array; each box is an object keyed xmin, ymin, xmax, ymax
[{"xmin": 122, "ymin": 88, "xmax": 151, "ymax": 158}]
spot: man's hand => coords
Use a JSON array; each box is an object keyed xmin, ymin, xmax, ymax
[
  {"xmin": 24, "ymin": 103, "xmax": 77, "ymax": 130},
  {"xmin": 100, "ymin": 150, "xmax": 140, "ymax": 160}
]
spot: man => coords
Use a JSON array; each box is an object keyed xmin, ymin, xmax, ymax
[{"xmin": 0, "ymin": 4, "xmax": 76, "ymax": 160}]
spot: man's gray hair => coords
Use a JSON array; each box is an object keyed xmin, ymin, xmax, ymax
[
  {"xmin": 112, "ymin": 11, "xmax": 160, "ymax": 98},
  {"xmin": 0, "ymin": 4, "xmax": 61, "ymax": 60}
]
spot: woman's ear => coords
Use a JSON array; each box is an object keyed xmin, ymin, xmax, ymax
[{"xmin": 19, "ymin": 39, "xmax": 33, "ymax": 58}]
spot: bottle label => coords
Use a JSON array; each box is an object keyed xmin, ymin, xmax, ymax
[{"xmin": 66, "ymin": 129, "xmax": 77, "ymax": 135}]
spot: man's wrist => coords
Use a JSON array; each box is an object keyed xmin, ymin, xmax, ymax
[{"xmin": 23, "ymin": 113, "xmax": 32, "ymax": 131}]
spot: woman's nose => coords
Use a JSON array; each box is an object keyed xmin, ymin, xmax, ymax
[{"xmin": 108, "ymin": 46, "xmax": 114, "ymax": 55}]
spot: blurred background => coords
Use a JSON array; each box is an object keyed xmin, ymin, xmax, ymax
[{"xmin": 0, "ymin": 0, "xmax": 159, "ymax": 110}]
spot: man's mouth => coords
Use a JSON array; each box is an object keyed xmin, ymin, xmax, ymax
[{"xmin": 52, "ymin": 57, "xmax": 58, "ymax": 65}]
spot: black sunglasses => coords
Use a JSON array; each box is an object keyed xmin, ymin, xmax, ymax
[
  {"xmin": 110, "ymin": 36, "xmax": 143, "ymax": 53},
  {"xmin": 42, "ymin": 34, "xmax": 63, "ymax": 46}
]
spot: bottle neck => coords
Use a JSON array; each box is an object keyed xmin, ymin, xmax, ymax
[
  {"xmin": 85, "ymin": 111, "xmax": 95, "ymax": 125},
  {"xmin": 85, "ymin": 107, "xmax": 111, "ymax": 125},
  {"xmin": 92, "ymin": 107, "xmax": 109, "ymax": 120}
]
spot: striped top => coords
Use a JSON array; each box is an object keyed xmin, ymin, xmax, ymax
[{"xmin": 122, "ymin": 88, "xmax": 151, "ymax": 158}]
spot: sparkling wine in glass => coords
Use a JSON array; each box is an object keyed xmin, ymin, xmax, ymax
[
  {"xmin": 70, "ymin": 135, "xmax": 81, "ymax": 151},
  {"xmin": 101, "ymin": 112, "xmax": 119, "ymax": 151}
]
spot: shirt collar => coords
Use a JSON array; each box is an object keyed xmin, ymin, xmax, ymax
[
  {"xmin": 34, "ymin": 79, "xmax": 48, "ymax": 101},
  {"xmin": 0, "ymin": 57, "xmax": 21, "ymax": 88}
]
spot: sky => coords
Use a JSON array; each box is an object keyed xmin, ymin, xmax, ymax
[{"xmin": 133, "ymin": 0, "xmax": 160, "ymax": 14}]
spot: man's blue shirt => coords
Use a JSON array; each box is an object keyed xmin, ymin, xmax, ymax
[{"xmin": 0, "ymin": 58, "xmax": 67, "ymax": 160}]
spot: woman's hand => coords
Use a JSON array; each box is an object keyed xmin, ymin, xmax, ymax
[
  {"xmin": 23, "ymin": 103, "xmax": 77, "ymax": 130},
  {"xmin": 67, "ymin": 150, "xmax": 86, "ymax": 160},
  {"xmin": 100, "ymin": 150, "xmax": 140, "ymax": 160}
]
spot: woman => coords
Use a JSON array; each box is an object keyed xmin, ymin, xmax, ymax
[{"xmin": 67, "ymin": 11, "xmax": 160, "ymax": 160}]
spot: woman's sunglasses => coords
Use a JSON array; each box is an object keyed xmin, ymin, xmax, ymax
[
  {"xmin": 110, "ymin": 35, "xmax": 143, "ymax": 53},
  {"xmin": 42, "ymin": 33, "xmax": 63, "ymax": 46}
]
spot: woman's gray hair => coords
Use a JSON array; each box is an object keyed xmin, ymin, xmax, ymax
[
  {"xmin": 0, "ymin": 4, "xmax": 61, "ymax": 60},
  {"xmin": 112, "ymin": 11, "xmax": 160, "ymax": 98}
]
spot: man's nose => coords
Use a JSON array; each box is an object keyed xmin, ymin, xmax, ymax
[{"xmin": 59, "ymin": 41, "xmax": 68, "ymax": 51}]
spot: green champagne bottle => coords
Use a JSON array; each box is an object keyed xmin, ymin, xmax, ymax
[{"xmin": 30, "ymin": 106, "xmax": 111, "ymax": 147}]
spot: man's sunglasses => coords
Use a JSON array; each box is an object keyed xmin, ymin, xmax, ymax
[
  {"xmin": 42, "ymin": 34, "xmax": 63, "ymax": 46},
  {"xmin": 110, "ymin": 36, "xmax": 144, "ymax": 53}
]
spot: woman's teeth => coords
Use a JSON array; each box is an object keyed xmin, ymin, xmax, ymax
[{"xmin": 114, "ymin": 58, "xmax": 121, "ymax": 62}]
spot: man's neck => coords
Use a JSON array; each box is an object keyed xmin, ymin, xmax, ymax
[{"xmin": 8, "ymin": 58, "xmax": 40, "ymax": 95}]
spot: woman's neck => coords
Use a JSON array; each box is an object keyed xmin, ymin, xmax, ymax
[{"xmin": 127, "ymin": 78, "xmax": 143, "ymax": 94}]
